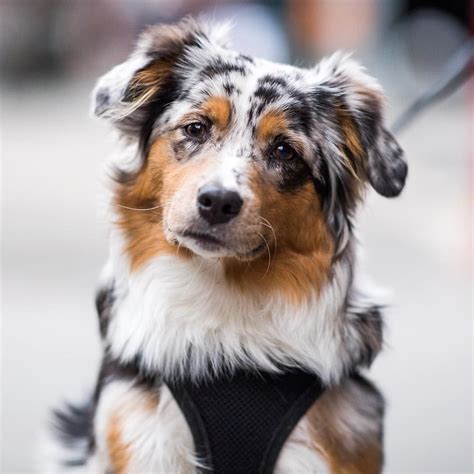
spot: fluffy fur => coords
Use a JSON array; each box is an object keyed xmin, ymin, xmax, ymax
[{"xmin": 49, "ymin": 18, "xmax": 406, "ymax": 473}]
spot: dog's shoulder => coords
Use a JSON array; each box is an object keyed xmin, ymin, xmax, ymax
[{"xmin": 305, "ymin": 373, "xmax": 385, "ymax": 474}]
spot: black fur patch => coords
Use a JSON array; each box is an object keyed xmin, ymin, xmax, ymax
[
  {"xmin": 350, "ymin": 372, "xmax": 385, "ymax": 446},
  {"xmin": 95, "ymin": 283, "xmax": 115, "ymax": 338},
  {"xmin": 223, "ymin": 82, "xmax": 236, "ymax": 95},
  {"xmin": 51, "ymin": 350, "xmax": 161, "ymax": 467},
  {"xmin": 138, "ymin": 73, "xmax": 184, "ymax": 154},
  {"xmin": 274, "ymin": 160, "xmax": 312, "ymax": 192},
  {"xmin": 52, "ymin": 400, "xmax": 94, "ymax": 466},
  {"xmin": 94, "ymin": 88, "xmax": 110, "ymax": 116},
  {"xmin": 238, "ymin": 53, "xmax": 255, "ymax": 64},
  {"xmin": 200, "ymin": 58, "xmax": 248, "ymax": 79},
  {"xmin": 253, "ymin": 85, "xmax": 282, "ymax": 109},
  {"xmin": 264, "ymin": 141, "xmax": 313, "ymax": 192},
  {"xmin": 257, "ymin": 74, "xmax": 288, "ymax": 90},
  {"xmin": 353, "ymin": 305, "xmax": 384, "ymax": 367},
  {"xmin": 100, "ymin": 350, "xmax": 160, "ymax": 391}
]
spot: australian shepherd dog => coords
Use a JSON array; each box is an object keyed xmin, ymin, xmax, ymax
[{"xmin": 49, "ymin": 18, "xmax": 407, "ymax": 474}]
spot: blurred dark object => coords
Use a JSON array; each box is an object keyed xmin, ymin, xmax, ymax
[
  {"xmin": 0, "ymin": 0, "xmax": 472, "ymax": 87},
  {"xmin": 0, "ymin": 0, "xmax": 285, "ymax": 82},
  {"xmin": 0, "ymin": 0, "xmax": 65, "ymax": 79},
  {"xmin": 0, "ymin": 0, "xmax": 134, "ymax": 82},
  {"xmin": 393, "ymin": 38, "xmax": 474, "ymax": 133},
  {"xmin": 377, "ymin": 0, "xmax": 472, "ymax": 97},
  {"xmin": 401, "ymin": 0, "xmax": 471, "ymax": 28},
  {"xmin": 397, "ymin": 0, "xmax": 471, "ymax": 74}
]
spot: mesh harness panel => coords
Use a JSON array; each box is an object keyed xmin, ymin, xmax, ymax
[{"xmin": 166, "ymin": 369, "xmax": 325, "ymax": 473}]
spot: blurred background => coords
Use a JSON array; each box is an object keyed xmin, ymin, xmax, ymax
[{"xmin": 1, "ymin": 0, "xmax": 472, "ymax": 472}]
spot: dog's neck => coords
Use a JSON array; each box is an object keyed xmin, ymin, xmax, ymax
[{"xmin": 101, "ymin": 230, "xmax": 381, "ymax": 385}]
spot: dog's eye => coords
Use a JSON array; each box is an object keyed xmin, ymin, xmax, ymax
[
  {"xmin": 183, "ymin": 121, "xmax": 209, "ymax": 141},
  {"xmin": 272, "ymin": 142, "xmax": 296, "ymax": 161}
]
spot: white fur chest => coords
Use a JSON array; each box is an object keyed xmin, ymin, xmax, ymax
[{"xmin": 105, "ymin": 243, "xmax": 358, "ymax": 385}]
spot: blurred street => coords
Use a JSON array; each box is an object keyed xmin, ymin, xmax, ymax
[{"xmin": 1, "ymin": 1, "xmax": 472, "ymax": 472}]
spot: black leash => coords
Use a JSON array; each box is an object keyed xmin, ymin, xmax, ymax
[{"xmin": 392, "ymin": 38, "xmax": 474, "ymax": 134}]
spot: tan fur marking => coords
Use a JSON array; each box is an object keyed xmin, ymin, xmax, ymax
[
  {"xmin": 306, "ymin": 386, "xmax": 383, "ymax": 474},
  {"xmin": 116, "ymin": 135, "xmax": 193, "ymax": 271},
  {"xmin": 338, "ymin": 107, "xmax": 366, "ymax": 177},
  {"xmin": 202, "ymin": 96, "xmax": 232, "ymax": 130},
  {"xmin": 107, "ymin": 414, "xmax": 130, "ymax": 474},
  {"xmin": 338, "ymin": 108, "xmax": 364, "ymax": 160},
  {"xmin": 126, "ymin": 61, "xmax": 172, "ymax": 111},
  {"xmin": 334, "ymin": 104, "xmax": 369, "ymax": 205},
  {"xmin": 141, "ymin": 389, "xmax": 160, "ymax": 412},
  {"xmin": 256, "ymin": 109, "xmax": 289, "ymax": 144},
  {"xmin": 224, "ymin": 168, "xmax": 334, "ymax": 305},
  {"xmin": 124, "ymin": 19, "xmax": 201, "ymax": 111},
  {"xmin": 105, "ymin": 387, "xmax": 159, "ymax": 472}
]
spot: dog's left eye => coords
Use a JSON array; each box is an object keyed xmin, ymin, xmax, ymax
[
  {"xmin": 272, "ymin": 142, "xmax": 296, "ymax": 161},
  {"xmin": 183, "ymin": 121, "xmax": 209, "ymax": 141}
]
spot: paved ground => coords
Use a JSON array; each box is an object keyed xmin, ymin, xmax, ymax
[{"xmin": 1, "ymin": 75, "xmax": 472, "ymax": 473}]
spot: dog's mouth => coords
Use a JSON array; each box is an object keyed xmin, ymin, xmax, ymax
[
  {"xmin": 176, "ymin": 229, "xmax": 267, "ymax": 259},
  {"xmin": 180, "ymin": 230, "xmax": 225, "ymax": 251}
]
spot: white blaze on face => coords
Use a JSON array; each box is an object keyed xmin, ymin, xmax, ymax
[{"xmin": 200, "ymin": 150, "xmax": 252, "ymax": 202}]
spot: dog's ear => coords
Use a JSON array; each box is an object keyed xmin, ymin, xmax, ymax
[
  {"xmin": 312, "ymin": 53, "xmax": 407, "ymax": 198},
  {"xmin": 91, "ymin": 18, "xmax": 230, "ymax": 135}
]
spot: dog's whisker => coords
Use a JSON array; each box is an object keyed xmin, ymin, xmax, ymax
[
  {"xmin": 114, "ymin": 203, "xmax": 165, "ymax": 212},
  {"xmin": 258, "ymin": 216, "xmax": 277, "ymax": 255},
  {"xmin": 257, "ymin": 232, "xmax": 272, "ymax": 279}
]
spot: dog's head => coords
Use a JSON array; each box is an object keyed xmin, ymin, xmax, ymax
[{"xmin": 94, "ymin": 18, "xmax": 406, "ymax": 294}]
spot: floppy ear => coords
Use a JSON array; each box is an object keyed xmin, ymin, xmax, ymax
[
  {"xmin": 366, "ymin": 127, "xmax": 406, "ymax": 197},
  {"xmin": 91, "ymin": 18, "xmax": 229, "ymax": 136},
  {"xmin": 313, "ymin": 53, "xmax": 408, "ymax": 198}
]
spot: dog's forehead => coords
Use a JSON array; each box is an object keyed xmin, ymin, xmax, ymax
[{"xmin": 162, "ymin": 49, "xmax": 311, "ymax": 129}]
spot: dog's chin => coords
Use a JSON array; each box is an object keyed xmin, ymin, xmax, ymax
[{"xmin": 170, "ymin": 229, "xmax": 267, "ymax": 261}]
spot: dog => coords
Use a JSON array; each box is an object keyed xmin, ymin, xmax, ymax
[{"xmin": 50, "ymin": 18, "xmax": 407, "ymax": 473}]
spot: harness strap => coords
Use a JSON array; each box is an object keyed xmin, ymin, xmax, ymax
[{"xmin": 166, "ymin": 369, "xmax": 325, "ymax": 474}]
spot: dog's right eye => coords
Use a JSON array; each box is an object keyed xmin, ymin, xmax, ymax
[
  {"xmin": 272, "ymin": 142, "xmax": 296, "ymax": 161},
  {"xmin": 183, "ymin": 121, "xmax": 209, "ymax": 141}
]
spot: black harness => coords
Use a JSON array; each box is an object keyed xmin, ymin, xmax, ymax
[{"xmin": 166, "ymin": 369, "xmax": 325, "ymax": 474}]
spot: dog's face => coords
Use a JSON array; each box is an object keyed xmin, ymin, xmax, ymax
[
  {"xmin": 142, "ymin": 89, "xmax": 317, "ymax": 262},
  {"xmin": 93, "ymin": 19, "xmax": 406, "ymax": 295}
]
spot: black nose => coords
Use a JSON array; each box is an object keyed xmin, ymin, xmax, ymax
[{"xmin": 197, "ymin": 185, "xmax": 243, "ymax": 225}]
